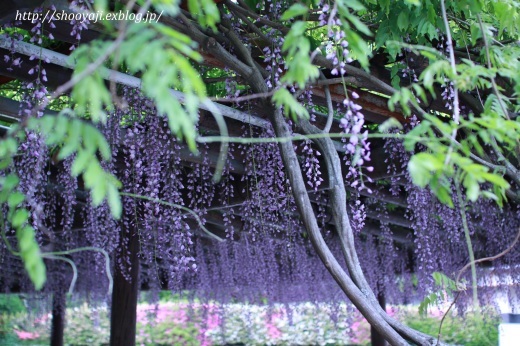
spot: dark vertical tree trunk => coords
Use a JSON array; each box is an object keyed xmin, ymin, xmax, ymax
[
  {"xmin": 110, "ymin": 225, "xmax": 139, "ymax": 346},
  {"xmin": 50, "ymin": 289, "xmax": 66, "ymax": 346},
  {"xmin": 371, "ymin": 292, "xmax": 388, "ymax": 346}
]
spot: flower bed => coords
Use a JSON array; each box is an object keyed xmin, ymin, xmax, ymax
[{"xmin": 0, "ymin": 296, "xmax": 499, "ymax": 345}]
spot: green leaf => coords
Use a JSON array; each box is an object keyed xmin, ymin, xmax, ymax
[
  {"xmin": 273, "ymin": 89, "xmax": 309, "ymax": 120},
  {"xmin": 46, "ymin": 115, "xmax": 69, "ymax": 146},
  {"xmin": 94, "ymin": 0, "xmax": 108, "ymax": 12},
  {"xmin": 418, "ymin": 292, "xmax": 438, "ymax": 316},
  {"xmin": 71, "ymin": 151, "xmax": 91, "ymax": 176},
  {"xmin": 27, "ymin": 259, "xmax": 46, "ymax": 291},
  {"xmin": 344, "ymin": 29, "xmax": 371, "ymax": 69},
  {"xmin": 397, "ymin": 12, "xmax": 409, "ymax": 31},
  {"xmin": 91, "ymin": 182, "xmax": 107, "ymax": 207},
  {"xmin": 470, "ymin": 22, "xmax": 482, "ymax": 47},
  {"xmin": 82, "ymin": 124, "xmax": 101, "ymax": 154},
  {"xmin": 18, "ymin": 225, "xmax": 36, "ymax": 252},
  {"xmin": 432, "ymin": 181, "xmax": 454, "ymax": 207},
  {"xmin": 35, "ymin": 115, "xmax": 55, "ymax": 136},
  {"xmin": 344, "ymin": 12, "xmax": 372, "ymax": 36},
  {"xmin": 11, "ymin": 209, "xmax": 29, "ymax": 228},
  {"xmin": 481, "ymin": 190, "xmax": 499, "ymax": 202},
  {"xmin": 7, "ymin": 192, "xmax": 25, "ymax": 208},
  {"xmin": 408, "ymin": 154, "xmax": 432, "ymax": 187},
  {"xmin": 0, "ymin": 158, "xmax": 12, "ymax": 170},
  {"xmin": 338, "ymin": 0, "xmax": 366, "ymax": 11},
  {"xmin": 389, "ymin": 64, "xmax": 403, "ymax": 92},
  {"xmin": 463, "ymin": 175, "xmax": 480, "ymax": 202},
  {"xmin": 432, "ymin": 272, "xmax": 457, "ymax": 291},
  {"xmin": 17, "ymin": 225, "xmax": 46, "ymax": 290},
  {"xmin": 3, "ymin": 174, "xmax": 19, "ymax": 191},
  {"xmin": 405, "ymin": 0, "xmax": 420, "ymax": 6},
  {"xmin": 187, "ymin": 0, "xmax": 220, "ymax": 31},
  {"xmin": 281, "ymin": 4, "xmax": 308, "ymax": 20},
  {"xmin": 107, "ymin": 183, "xmax": 122, "ymax": 219},
  {"xmin": 481, "ymin": 172, "xmax": 510, "ymax": 189}
]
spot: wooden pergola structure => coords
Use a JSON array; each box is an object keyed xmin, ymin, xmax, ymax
[
  {"xmin": 0, "ymin": 2, "xmax": 488, "ymax": 346},
  {"xmin": 0, "ymin": 13, "xmax": 419, "ymax": 243}
]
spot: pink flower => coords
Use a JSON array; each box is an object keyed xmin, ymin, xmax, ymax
[
  {"xmin": 205, "ymin": 312, "xmax": 220, "ymax": 330},
  {"xmin": 15, "ymin": 330, "xmax": 40, "ymax": 340},
  {"xmin": 266, "ymin": 322, "xmax": 282, "ymax": 339}
]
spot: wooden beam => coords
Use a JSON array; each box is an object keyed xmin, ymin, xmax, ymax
[
  {"xmin": 0, "ymin": 35, "xmax": 273, "ymax": 129},
  {"xmin": 0, "ymin": 96, "xmax": 22, "ymax": 123},
  {"xmin": 312, "ymin": 86, "xmax": 407, "ymax": 124}
]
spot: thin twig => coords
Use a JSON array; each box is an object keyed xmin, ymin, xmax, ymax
[
  {"xmin": 440, "ymin": 0, "xmax": 460, "ymax": 167},
  {"xmin": 456, "ymin": 226, "xmax": 520, "ymax": 285},
  {"xmin": 437, "ymin": 291, "xmax": 462, "ymax": 346},
  {"xmin": 209, "ymin": 90, "xmax": 275, "ymax": 103},
  {"xmin": 320, "ymin": 72, "xmax": 334, "ymax": 133},
  {"xmin": 120, "ymin": 192, "xmax": 225, "ymax": 242},
  {"xmin": 455, "ymin": 178, "xmax": 478, "ymax": 308}
]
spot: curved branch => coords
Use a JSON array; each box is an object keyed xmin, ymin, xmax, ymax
[
  {"xmin": 44, "ymin": 246, "xmax": 114, "ymax": 295},
  {"xmin": 298, "ymin": 119, "xmax": 443, "ymax": 345},
  {"xmin": 0, "ymin": 35, "xmax": 272, "ymax": 130},
  {"xmin": 226, "ymin": 0, "xmax": 289, "ymax": 34},
  {"xmin": 319, "ymin": 73, "xmax": 334, "ymax": 133},
  {"xmin": 219, "ymin": 14, "xmax": 258, "ymax": 69},
  {"xmin": 437, "ymin": 291, "xmax": 462, "ymax": 345},
  {"xmin": 313, "ymin": 55, "xmax": 397, "ymax": 96},
  {"xmin": 269, "ymin": 107, "xmax": 407, "ymax": 345},
  {"xmin": 216, "ymin": 12, "xmax": 411, "ymax": 342},
  {"xmin": 228, "ymin": 5, "xmax": 271, "ymax": 43},
  {"xmin": 41, "ymin": 254, "xmax": 78, "ymax": 295},
  {"xmin": 176, "ymin": 12, "xmax": 254, "ymax": 78}
]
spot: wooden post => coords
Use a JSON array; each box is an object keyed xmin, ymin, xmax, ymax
[
  {"xmin": 109, "ymin": 224, "xmax": 139, "ymax": 346},
  {"xmin": 50, "ymin": 289, "xmax": 66, "ymax": 346}
]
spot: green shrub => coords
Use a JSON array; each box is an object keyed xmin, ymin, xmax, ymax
[
  {"xmin": 0, "ymin": 294, "xmax": 26, "ymax": 314},
  {"xmin": 137, "ymin": 319, "xmax": 200, "ymax": 345},
  {"xmin": 403, "ymin": 309, "xmax": 499, "ymax": 346},
  {"xmin": 0, "ymin": 295, "xmax": 28, "ymax": 345},
  {"xmin": 64, "ymin": 304, "xmax": 110, "ymax": 345}
]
